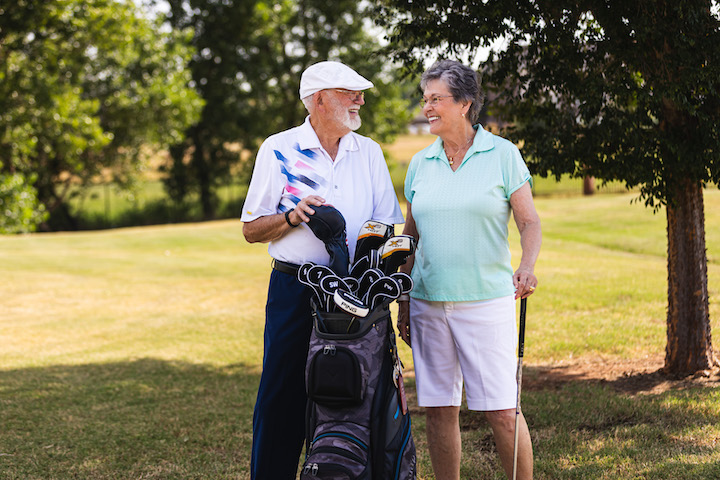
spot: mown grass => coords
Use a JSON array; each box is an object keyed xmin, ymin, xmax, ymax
[{"xmin": 2, "ymin": 189, "xmax": 720, "ymax": 479}]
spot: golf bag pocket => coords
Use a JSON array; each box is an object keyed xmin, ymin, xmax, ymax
[
  {"xmin": 375, "ymin": 388, "xmax": 416, "ymax": 479},
  {"xmin": 301, "ymin": 422, "xmax": 371, "ymax": 480},
  {"xmin": 308, "ymin": 345, "xmax": 363, "ymax": 407}
]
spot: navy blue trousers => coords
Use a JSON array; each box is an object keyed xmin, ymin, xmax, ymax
[{"xmin": 251, "ymin": 269, "xmax": 313, "ymax": 479}]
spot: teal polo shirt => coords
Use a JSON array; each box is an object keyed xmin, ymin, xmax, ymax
[{"xmin": 404, "ymin": 125, "xmax": 532, "ymax": 302}]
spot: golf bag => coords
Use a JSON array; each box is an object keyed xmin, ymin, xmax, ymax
[{"xmin": 301, "ymin": 300, "xmax": 416, "ymax": 480}]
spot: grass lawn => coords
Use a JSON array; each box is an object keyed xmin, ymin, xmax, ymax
[{"xmin": 1, "ymin": 189, "xmax": 720, "ymax": 479}]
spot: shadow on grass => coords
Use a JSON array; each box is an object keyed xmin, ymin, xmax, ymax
[
  {"xmin": 0, "ymin": 359, "xmax": 260, "ymax": 480},
  {"xmin": 422, "ymin": 365, "xmax": 720, "ymax": 480},
  {"xmin": 2, "ymin": 362, "xmax": 719, "ymax": 480}
]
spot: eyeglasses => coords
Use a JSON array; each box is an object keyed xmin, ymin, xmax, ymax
[
  {"xmin": 420, "ymin": 95, "xmax": 453, "ymax": 107},
  {"xmin": 333, "ymin": 89, "xmax": 365, "ymax": 101}
]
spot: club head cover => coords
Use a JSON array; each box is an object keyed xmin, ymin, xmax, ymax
[
  {"xmin": 390, "ymin": 272, "xmax": 414, "ymax": 294},
  {"xmin": 349, "ymin": 255, "xmax": 369, "ymax": 279},
  {"xmin": 364, "ymin": 276, "xmax": 401, "ymax": 308},
  {"xmin": 298, "ymin": 262, "xmax": 324, "ymax": 305},
  {"xmin": 333, "ymin": 290, "xmax": 369, "ymax": 318},
  {"xmin": 354, "ymin": 220, "xmax": 394, "ymax": 264},
  {"xmin": 308, "ymin": 264, "xmax": 334, "ymax": 286},
  {"xmin": 306, "ymin": 205, "xmax": 350, "ymax": 277},
  {"xmin": 319, "ymin": 275, "xmax": 352, "ymax": 296},
  {"xmin": 342, "ymin": 276, "xmax": 360, "ymax": 294},
  {"xmin": 357, "ymin": 268, "xmax": 383, "ymax": 300},
  {"xmin": 379, "ymin": 235, "xmax": 417, "ymax": 274}
]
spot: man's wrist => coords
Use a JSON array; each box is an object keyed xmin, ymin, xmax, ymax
[{"xmin": 285, "ymin": 208, "xmax": 299, "ymax": 228}]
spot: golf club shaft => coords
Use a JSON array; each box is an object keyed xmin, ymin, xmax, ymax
[{"xmin": 512, "ymin": 297, "xmax": 527, "ymax": 480}]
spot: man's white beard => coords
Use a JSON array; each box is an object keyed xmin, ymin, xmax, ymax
[
  {"xmin": 344, "ymin": 112, "xmax": 362, "ymax": 131},
  {"xmin": 331, "ymin": 98, "xmax": 362, "ymax": 131}
]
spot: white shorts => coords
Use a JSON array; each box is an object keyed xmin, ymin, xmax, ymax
[{"xmin": 410, "ymin": 295, "xmax": 518, "ymax": 411}]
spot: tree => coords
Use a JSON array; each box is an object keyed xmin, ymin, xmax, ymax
[
  {"xmin": 161, "ymin": 0, "xmax": 414, "ymax": 219},
  {"xmin": 0, "ymin": 0, "xmax": 202, "ymax": 230},
  {"xmin": 375, "ymin": 0, "xmax": 720, "ymax": 376},
  {"xmin": 0, "ymin": 173, "xmax": 47, "ymax": 233}
]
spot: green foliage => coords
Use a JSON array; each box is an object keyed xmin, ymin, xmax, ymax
[
  {"xmin": 0, "ymin": 0, "xmax": 202, "ymax": 230},
  {"xmin": 0, "ymin": 173, "xmax": 47, "ymax": 233},
  {"xmin": 374, "ymin": 0, "xmax": 720, "ymax": 208},
  {"xmin": 375, "ymin": 0, "xmax": 720, "ymax": 375},
  {"xmin": 160, "ymin": 0, "xmax": 414, "ymax": 217}
]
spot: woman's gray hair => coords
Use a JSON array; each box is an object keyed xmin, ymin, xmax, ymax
[{"xmin": 421, "ymin": 59, "xmax": 485, "ymax": 124}]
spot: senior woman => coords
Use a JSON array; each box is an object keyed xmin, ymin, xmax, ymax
[{"xmin": 397, "ymin": 59, "xmax": 541, "ymax": 480}]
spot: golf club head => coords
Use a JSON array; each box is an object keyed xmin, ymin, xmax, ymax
[
  {"xmin": 356, "ymin": 268, "xmax": 383, "ymax": 300},
  {"xmin": 298, "ymin": 262, "xmax": 315, "ymax": 284},
  {"xmin": 379, "ymin": 235, "xmax": 416, "ymax": 274},
  {"xmin": 342, "ymin": 276, "xmax": 360, "ymax": 293},
  {"xmin": 298, "ymin": 262, "xmax": 325, "ymax": 305},
  {"xmin": 349, "ymin": 255, "xmax": 369, "ymax": 279},
  {"xmin": 308, "ymin": 264, "xmax": 334, "ymax": 286},
  {"xmin": 333, "ymin": 289, "xmax": 370, "ymax": 318},
  {"xmin": 319, "ymin": 275, "xmax": 352, "ymax": 297},
  {"xmin": 365, "ymin": 276, "xmax": 401, "ymax": 309},
  {"xmin": 390, "ymin": 272, "xmax": 414, "ymax": 294},
  {"xmin": 353, "ymin": 220, "xmax": 394, "ymax": 264}
]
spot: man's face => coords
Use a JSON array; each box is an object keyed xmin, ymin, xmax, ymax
[{"xmin": 326, "ymin": 89, "xmax": 364, "ymax": 131}]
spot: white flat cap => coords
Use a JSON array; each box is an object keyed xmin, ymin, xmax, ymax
[{"xmin": 299, "ymin": 61, "xmax": 374, "ymax": 100}]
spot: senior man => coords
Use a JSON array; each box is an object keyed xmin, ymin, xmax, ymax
[{"xmin": 241, "ymin": 61, "xmax": 404, "ymax": 479}]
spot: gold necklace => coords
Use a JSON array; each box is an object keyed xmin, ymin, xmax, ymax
[{"xmin": 445, "ymin": 136, "xmax": 474, "ymax": 165}]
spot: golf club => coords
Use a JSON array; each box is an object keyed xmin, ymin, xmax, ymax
[
  {"xmin": 356, "ymin": 268, "xmax": 383, "ymax": 300},
  {"xmin": 349, "ymin": 254, "xmax": 369, "ymax": 279},
  {"xmin": 298, "ymin": 262, "xmax": 324, "ymax": 305},
  {"xmin": 308, "ymin": 264, "xmax": 335, "ymax": 310},
  {"xmin": 363, "ymin": 276, "xmax": 401, "ymax": 309},
  {"xmin": 379, "ymin": 235, "xmax": 416, "ymax": 274},
  {"xmin": 320, "ymin": 275, "xmax": 353, "ymax": 311},
  {"xmin": 389, "ymin": 272, "xmax": 414, "ymax": 294},
  {"xmin": 512, "ymin": 297, "xmax": 528, "ymax": 480},
  {"xmin": 353, "ymin": 220, "xmax": 393, "ymax": 264},
  {"xmin": 341, "ymin": 276, "xmax": 360, "ymax": 293},
  {"xmin": 333, "ymin": 289, "xmax": 370, "ymax": 318}
]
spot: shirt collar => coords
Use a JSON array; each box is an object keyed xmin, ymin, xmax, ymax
[
  {"xmin": 298, "ymin": 116, "xmax": 359, "ymax": 154},
  {"xmin": 425, "ymin": 124, "xmax": 495, "ymax": 161}
]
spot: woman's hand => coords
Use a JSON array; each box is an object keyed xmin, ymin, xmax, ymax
[
  {"xmin": 397, "ymin": 301, "xmax": 412, "ymax": 347},
  {"xmin": 513, "ymin": 267, "xmax": 537, "ymax": 299}
]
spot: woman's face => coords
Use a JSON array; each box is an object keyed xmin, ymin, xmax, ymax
[{"xmin": 422, "ymin": 79, "xmax": 467, "ymax": 138}]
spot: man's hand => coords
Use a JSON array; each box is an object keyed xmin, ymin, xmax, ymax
[
  {"xmin": 291, "ymin": 195, "xmax": 326, "ymax": 225},
  {"xmin": 243, "ymin": 195, "xmax": 327, "ymax": 244}
]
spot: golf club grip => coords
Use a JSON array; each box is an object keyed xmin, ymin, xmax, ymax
[{"xmin": 518, "ymin": 298, "xmax": 527, "ymax": 358}]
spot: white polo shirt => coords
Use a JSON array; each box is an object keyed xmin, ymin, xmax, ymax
[{"xmin": 241, "ymin": 117, "xmax": 404, "ymax": 266}]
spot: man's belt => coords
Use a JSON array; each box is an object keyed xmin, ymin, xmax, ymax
[{"xmin": 273, "ymin": 259, "xmax": 301, "ymax": 276}]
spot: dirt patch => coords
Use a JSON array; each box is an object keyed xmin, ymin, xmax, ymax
[{"xmin": 523, "ymin": 355, "xmax": 720, "ymax": 395}]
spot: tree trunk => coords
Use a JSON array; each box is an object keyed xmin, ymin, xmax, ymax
[
  {"xmin": 583, "ymin": 176, "xmax": 595, "ymax": 195},
  {"xmin": 664, "ymin": 179, "xmax": 717, "ymax": 375}
]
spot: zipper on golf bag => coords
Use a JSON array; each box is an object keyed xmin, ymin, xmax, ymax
[{"xmin": 301, "ymin": 428, "xmax": 371, "ymax": 479}]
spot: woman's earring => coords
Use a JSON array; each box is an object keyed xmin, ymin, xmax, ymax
[{"xmin": 461, "ymin": 112, "xmax": 466, "ymax": 118}]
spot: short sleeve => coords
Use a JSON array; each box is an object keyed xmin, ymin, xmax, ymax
[
  {"xmin": 403, "ymin": 153, "xmax": 421, "ymax": 204},
  {"xmin": 240, "ymin": 139, "xmax": 286, "ymax": 222},
  {"xmin": 503, "ymin": 143, "xmax": 532, "ymax": 199}
]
